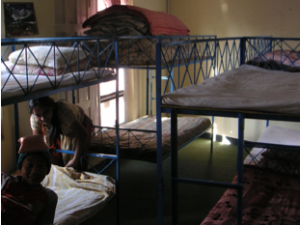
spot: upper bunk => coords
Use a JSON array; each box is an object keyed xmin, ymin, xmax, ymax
[
  {"xmin": 1, "ymin": 35, "xmax": 216, "ymax": 106},
  {"xmin": 158, "ymin": 37, "xmax": 300, "ymax": 123}
]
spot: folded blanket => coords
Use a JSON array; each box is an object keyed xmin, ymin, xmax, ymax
[{"xmin": 82, "ymin": 5, "xmax": 189, "ymax": 36}]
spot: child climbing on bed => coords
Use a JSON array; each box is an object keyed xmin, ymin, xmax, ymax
[{"xmin": 1, "ymin": 135, "xmax": 58, "ymax": 225}]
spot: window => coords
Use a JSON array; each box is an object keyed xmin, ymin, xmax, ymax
[
  {"xmin": 97, "ymin": 0, "xmax": 128, "ymax": 127},
  {"xmin": 100, "ymin": 70, "xmax": 125, "ymax": 126}
]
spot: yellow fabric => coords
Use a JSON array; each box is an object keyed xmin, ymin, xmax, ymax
[{"xmin": 41, "ymin": 165, "xmax": 115, "ymax": 225}]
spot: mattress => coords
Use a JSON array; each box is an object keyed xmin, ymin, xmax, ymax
[
  {"xmin": 90, "ymin": 115, "xmax": 211, "ymax": 162},
  {"xmin": 1, "ymin": 64, "xmax": 114, "ymax": 100},
  {"xmin": 200, "ymin": 165, "xmax": 300, "ymax": 225},
  {"xmin": 41, "ymin": 165, "xmax": 115, "ymax": 225},
  {"xmin": 162, "ymin": 64, "xmax": 300, "ymax": 115}
]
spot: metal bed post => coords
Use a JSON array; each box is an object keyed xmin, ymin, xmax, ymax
[
  {"xmin": 14, "ymin": 103, "xmax": 20, "ymax": 160},
  {"xmin": 150, "ymin": 69, "xmax": 154, "ymax": 115},
  {"xmin": 240, "ymin": 37, "xmax": 247, "ymax": 66},
  {"xmin": 170, "ymin": 108, "xmax": 178, "ymax": 225},
  {"xmin": 114, "ymin": 39, "xmax": 120, "ymax": 225},
  {"xmin": 12, "ymin": 44, "xmax": 20, "ymax": 160},
  {"xmin": 146, "ymin": 67, "xmax": 149, "ymax": 115},
  {"xmin": 155, "ymin": 39, "xmax": 164, "ymax": 225},
  {"xmin": 237, "ymin": 113, "xmax": 245, "ymax": 225},
  {"xmin": 210, "ymin": 116, "xmax": 214, "ymax": 154}
]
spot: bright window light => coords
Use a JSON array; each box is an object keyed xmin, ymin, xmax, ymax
[
  {"xmin": 100, "ymin": 70, "xmax": 125, "ymax": 127},
  {"xmin": 97, "ymin": 1, "xmax": 106, "ymax": 11},
  {"xmin": 221, "ymin": 135, "xmax": 231, "ymax": 145}
]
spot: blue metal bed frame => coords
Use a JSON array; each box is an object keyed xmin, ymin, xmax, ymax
[
  {"xmin": 1, "ymin": 34, "xmax": 216, "ymax": 225},
  {"xmin": 155, "ymin": 37, "xmax": 300, "ymax": 225}
]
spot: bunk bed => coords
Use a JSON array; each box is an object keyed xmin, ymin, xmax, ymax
[
  {"xmin": 80, "ymin": 4, "xmax": 216, "ymax": 163},
  {"xmin": 154, "ymin": 37, "xmax": 300, "ymax": 225},
  {"xmin": 1, "ymin": 33, "xmax": 216, "ymax": 224},
  {"xmin": 1, "ymin": 38, "xmax": 119, "ymax": 225}
]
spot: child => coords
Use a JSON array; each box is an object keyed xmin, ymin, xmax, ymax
[
  {"xmin": 1, "ymin": 135, "xmax": 58, "ymax": 225},
  {"xmin": 28, "ymin": 96, "xmax": 94, "ymax": 170}
]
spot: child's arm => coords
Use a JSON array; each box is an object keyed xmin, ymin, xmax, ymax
[{"xmin": 34, "ymin": 188, "xmax": 58, "ymax": 225}]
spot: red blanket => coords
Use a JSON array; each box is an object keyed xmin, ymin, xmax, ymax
[
  {"xmin": 200, "ymin": 165, "xmax": 300, "ymax": 225},
  {"xmin": 82, "ymin": 5, "xmax": 190, "ymax": 36}
]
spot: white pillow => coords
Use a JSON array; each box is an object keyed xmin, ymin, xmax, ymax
[{"xmin": 8, "ymin": 46, "xmax": 89, "ymax": 69}]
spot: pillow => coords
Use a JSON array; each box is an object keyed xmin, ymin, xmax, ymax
[
  {"xmin": 246, "ymin": 50, "xmax": 300, "ymax": 71},
  {"xmin": 8, "ymin": 46, "xmax": 89, "ymax": 69},
  {"xmin": 263, "ymin": 50, "xmax": 300, "ymax": 66},
  {"xmin": 5, "ymin": 59, "xmax": 91, "ymax": 76}
]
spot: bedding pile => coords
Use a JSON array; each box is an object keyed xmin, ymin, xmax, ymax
[
  {"xmin": 82, "ymin": 5, "xmax": 190, "ymax": 36},
  {"xmin": 81, "ymin": 5, "xmax": 192, "ymax": 66},
  {"xmin": 41, "ymin": 165, "xmax": 115, "ymax": 225},
  {"xmin": 1, "ymin": 45, "xmax": 114, "ymax": 101},
  {"xmin": 4, "ymin": 46, "xmax": 91, "ymax": 76}
]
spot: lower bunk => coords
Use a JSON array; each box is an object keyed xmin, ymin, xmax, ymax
[
  {"xmin": 200, "ymin": 164, "xmax": 300, "ymax": 225},
  {"xmin": 89, "ymin": 115, "xmax": 212, "ymax": 163},
  {"xmin": 200, "ymin": 125, "xmax": 300, "ymax": 225}
]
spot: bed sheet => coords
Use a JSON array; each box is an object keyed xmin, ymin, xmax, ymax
[
  {"xmin": 162, "ymin": 65, "xmax": 300, "ymax": 115},
  {"xmin": 200, "ymin": 165, "xmax": 300, "ymax": 225},
  {"xmin": 1, "ymin": 64, "xmax": 114, "ymax": 100},
  {"xmin": 244, "ymin": 125, "xmax": 300, "ymax": 165},
  {"xmin": 90, "ymin": 115, "xmax": 211, "ymax": 162},
  {"xmin": 41, "ymin": 165, "xmax": 115, "ymax": 225}
]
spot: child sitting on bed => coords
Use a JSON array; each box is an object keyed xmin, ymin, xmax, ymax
[{"xmin": 1, "ymin": 135, "xmax": 58, "ymax": 225}]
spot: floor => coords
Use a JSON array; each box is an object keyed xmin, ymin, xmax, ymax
[{"xmin": 81, "ymin": 138, "xmax": 243, "ymax": 225}]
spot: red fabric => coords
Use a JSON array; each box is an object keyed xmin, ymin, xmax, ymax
[
  {"xmin": 82, "ymin": 5, "xmax": 190, "ymax": 36},
  {"xmin": 200, "ymin": 165, "xmax": 300, "ymax": 225},
  {"xmin": 1, "ymin": 175, "xmax": 48, "ymax": 225},
  {"xmin": 263, "ymin": 50, "xmax": 300, "ymax": 67}
]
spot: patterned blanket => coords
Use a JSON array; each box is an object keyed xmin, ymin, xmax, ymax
[{"xmin": 200, "ymin": 165, "xmax": 300, "ymax": 225}]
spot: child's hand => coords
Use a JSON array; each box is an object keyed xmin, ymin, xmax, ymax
[{"xmin": 65, "ymin": 158, "xmax": 79, "ymax": 169}]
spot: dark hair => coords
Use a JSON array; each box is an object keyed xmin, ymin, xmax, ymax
[{"xmin": 28, "ymin": 97, "xmax": 61, "ymax": 149}]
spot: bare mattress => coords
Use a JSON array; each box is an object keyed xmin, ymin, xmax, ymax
[
  {"xmin": 162, "ymin": 65, "xmax": 300, "ymax": 115},
  {"xmin": 90, "ymin": 115, "xmax": 211, "ymax": 162}
]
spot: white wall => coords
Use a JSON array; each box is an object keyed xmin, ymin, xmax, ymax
[
  {"xmin": 170, "ymin": 0, "xmax": 300, "ymax": 141},
  {"xmin": 1, "ymin": 0, "xmax": 300, "ymax": 173},
  {"xmin": 1, "ymin": 0, "xmax": 55, "ymax": 173}
]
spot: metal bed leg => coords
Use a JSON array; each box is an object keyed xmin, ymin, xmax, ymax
[
  {"xmin": 115, "ymin": 40, "xmax": 120, "ymax": 225},
  {"xmin": 171, "ymin": 109, "xmax": 178, "ymax": 225},
  {"xmin": 155, "ymin": 40, "xmax": 164, "ymax": 225},
  {"xmin": 14, "ymin": 103, "xmax": 20, "ymax": 161},
  {"xmin": 210, "ymin": 116, "xmax": 214, "ymax": 154},
  {"xmin": 236, "ymin": 114, "xmax": 245, "ymax": 225}
]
